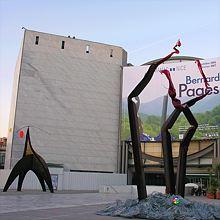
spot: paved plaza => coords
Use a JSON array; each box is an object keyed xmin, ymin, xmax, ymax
[{"xmin": 0, "ymin": 190, "xmax": 219, "ymax": 220}]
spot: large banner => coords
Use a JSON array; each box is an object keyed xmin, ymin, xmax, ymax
[{"xmin": 122, "ymin": 58, "xmax": 220, "ymax": 140}]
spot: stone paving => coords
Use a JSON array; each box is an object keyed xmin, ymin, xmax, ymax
[
  {"xmin": 0, "ymin": 190, "xmax": 134, "ymax": 214},
  {"xmin": 0, "ymin": 204, "xmax": 127, "ymax": 220},
  {"xmin": 0, "ymin": 190, "xmax": 219, "ymax": 220}
]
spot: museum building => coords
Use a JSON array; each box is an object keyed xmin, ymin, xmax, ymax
[{"xmin": 5, "ymin": 29, "xmax": 127, "ymax": 173}]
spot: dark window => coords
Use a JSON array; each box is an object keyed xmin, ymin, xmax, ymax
[
  {"xmin": 110, "ymin": 49, "xmax": 113, "ymax": 57},
  {"xmin": 35, "ymin": 36, "xmax": 39, "ymax": 45},
  {"xmin": 61, "ymin": 41, "xmax": 65, "ymax": 49},
  {"xmin": 86, "ymin": 45, "xmax": 90, "ymax": 53}
]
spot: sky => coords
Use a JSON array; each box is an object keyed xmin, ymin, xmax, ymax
[{"xmin": 0, "ymin": 0, "xmax": 220, "ymax": 137}]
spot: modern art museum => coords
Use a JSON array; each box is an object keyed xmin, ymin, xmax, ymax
[{"xmin": 1, "ymin": 29, "xmax": 219, "ymax": 191}]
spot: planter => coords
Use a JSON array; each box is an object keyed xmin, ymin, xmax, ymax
[
  {"xmin": 216, "ymin": 191, "xmax": 220, "ymax": 199},
  {"xmin": 207, "ymin": 192, "xmax": 216, "ymax": 199}
]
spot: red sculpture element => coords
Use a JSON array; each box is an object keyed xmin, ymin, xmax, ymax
[
  {"xmin": 19, "ymin": 130, "xmax": 24, "ymax": 138},
  {"xmin": 195, "ymin": 60, "xmax": 210, "ymax": 88},
  {"xmin": 160, "ymin": 59, "xmax": 209, "ymax": 109},
  {"xmin": 159, "ymin": 39, "xmax": 181, "ymax": 64}
]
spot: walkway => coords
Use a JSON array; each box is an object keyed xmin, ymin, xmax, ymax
[{"xmin": 0, "ymin": 190, "xmax": 219, "ymax": 220}]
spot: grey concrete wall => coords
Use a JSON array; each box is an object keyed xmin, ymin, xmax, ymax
[
  {"xmin": 0, "ymin": 169, "xmax": 127, "ymax": 190},
  {"xmin": 6, "ymin": 30, "xmax": 127, "ymax": 172}
]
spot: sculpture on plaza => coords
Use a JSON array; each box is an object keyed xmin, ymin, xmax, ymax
[
  {"xmin": 3, "ymin": 127, "xmax": 54, "ymax": 193},
  {"xmin": 98, "ymin": 42, "xmax": 219, "ymax": 219},
  {"xmin": 160, "ymin": 59, "xmax": 209, "ymax": 197},
  {"xmin": 128, "ymin": 40, "xmax": 209, "ymax": 200},
  {"xmin": 128, "ymin": 40, "xmax": 181, "ymax": 200}
]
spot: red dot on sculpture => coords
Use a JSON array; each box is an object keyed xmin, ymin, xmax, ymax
[{"xmin": 19, "ymin": 130, "xmax": 24, "ymax": 138}]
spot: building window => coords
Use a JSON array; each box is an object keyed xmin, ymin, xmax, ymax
[
  {"xmin": 86, "ymin": 45, "xmax": 90, "ymax": 53},
  {"xmin": 110, "ymin": 49, "xmax": 113, "ymax": 57},
  {"xmin": 61, "ymin": 41, "xmax": 65, "ymax": 49},
  {"xmin": 35, "ymin": 36, "xmax": 39, "ymax": 45}
]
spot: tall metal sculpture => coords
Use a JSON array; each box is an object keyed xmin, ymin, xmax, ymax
[
  {"xmin": 3, "ymin": 127, "xmax": 54, "ymax": 193},
  {"xmin": 128, "ymin": 40, "xmax": 181, "ymax": 200},
  {"xmin": 161, "ymin": 60, "xmax": 209, "ymax": 197}
]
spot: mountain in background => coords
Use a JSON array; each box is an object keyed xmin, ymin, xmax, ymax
[
  {"xmin": 121, "ymin": 104, "xmax": 220, "ymax": 140},
  {"xmin": 122, "ymin": 94, "xmax": 220, "ymax": 116}
]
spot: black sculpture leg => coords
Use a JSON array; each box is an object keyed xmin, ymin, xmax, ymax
[
  {"xmin": 128, "ymin": 99, "xmax": 146, "ymax": 200},
  {"xmin": 39, "ymin": 176, "xmax": 46, "ymax": 192},
  {"xmin": 43, "ymin": 173, "xmax": 54, "ymax": 193},
  {"xmin": 176, "ymin": 106, "xmax": 198, "ymax": 197},
  {"xmin": 32, "ymin": 169, "xmax": 46, "ymax": 191},
  {"xmin": 3, "ymin": 166, "xmax": 20, "ymax": 192},
  {"xmin": 3, "ymin": 158, "xmax": 31, "ymax": 192},
  {"xmin": 127, "ymin": 64, "xmax": 158, "ymax": 200},
  {"xmin": 161, "ymin": 108, "xmax": 181, "ymax": 195},
  {"xmin": 41, "ymin": 166, "xmax": 54, "ymax": 193},
  {"xmin": 33, "ymin": 158, "xmax": 54, "ymax": 193},
  {"xmin": 17, "ymin": 171, "xmax": 28, "ymax": 191}
]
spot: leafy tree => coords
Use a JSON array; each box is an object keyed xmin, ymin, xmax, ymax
[{"xmin": 121, "ymin": 105, "xmax": 220, "ymax": 140}]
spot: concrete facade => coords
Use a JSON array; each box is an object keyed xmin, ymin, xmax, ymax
[
  {"xmin": 5, "ymin": 30, "xmax": 127, "ymax": 173},
  {"xmin": 0, "ymin": 169, "xmax": 127, "ymax": 190}
]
